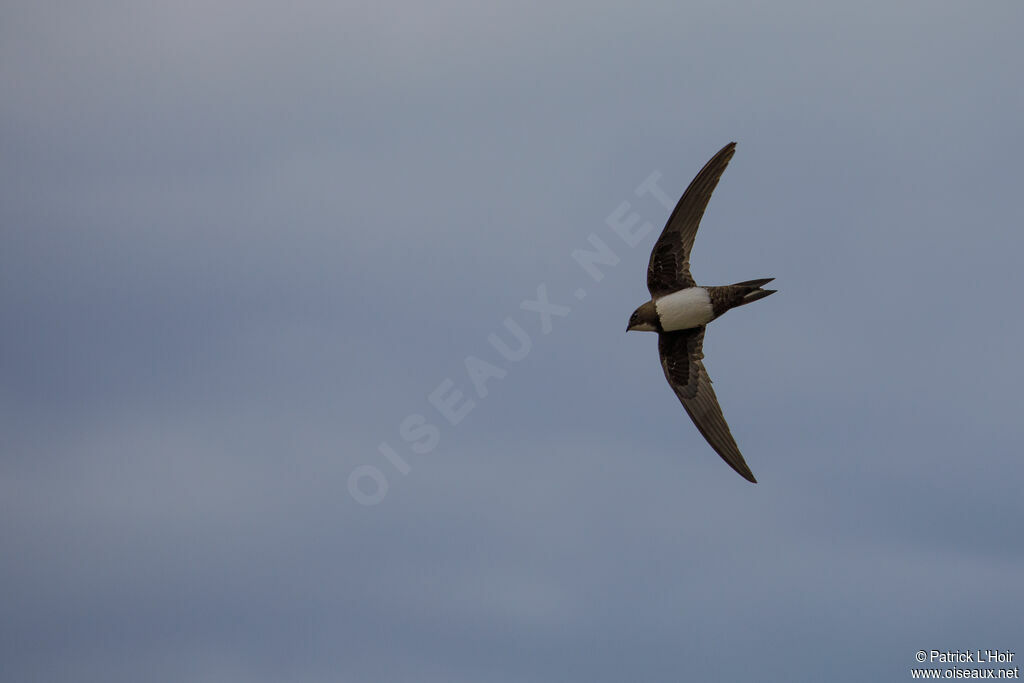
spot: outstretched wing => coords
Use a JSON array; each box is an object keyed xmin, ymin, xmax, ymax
[
  {"xmin": 657, "ymin": 327, "xmax": 757, "ymax": 483},
  {"xmin": 647, "ymin": 142, "xmax": 737, "ymax": 297}
]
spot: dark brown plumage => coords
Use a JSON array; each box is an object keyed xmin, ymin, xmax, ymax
[
  {"xmin": 658, "ymin": 328, "xmax": 757, "ymax": 483},
  {"xmin": 647, "ymin": 142, "xmax": 736, "ymax": 297},
  {"xmin": 629, "ymin": 142, "xmax": 776, "ymax": 484}
]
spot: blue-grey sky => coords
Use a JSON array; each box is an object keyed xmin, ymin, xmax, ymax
[{"xmin": 3, "ymin": 2, "xmax": 1023, "ymax": 681}]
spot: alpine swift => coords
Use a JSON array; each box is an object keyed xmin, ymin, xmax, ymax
[{"xmin": 626, "ymin": 142, "xmax": 774, "ymax": 483}]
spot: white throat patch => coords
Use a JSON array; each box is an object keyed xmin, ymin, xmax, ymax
[{"xmin": 655, "ymin": 287, "xmax": 714, "ymax": 331}]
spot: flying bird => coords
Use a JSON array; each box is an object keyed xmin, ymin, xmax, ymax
[{"xmin": 627, "ymin": 142, "xmax": 774, "ymax": 483}]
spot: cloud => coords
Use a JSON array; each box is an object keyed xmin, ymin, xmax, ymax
[{"xmin": 2, "ymin": 1, "xmax": 1023, "ymax": 680}]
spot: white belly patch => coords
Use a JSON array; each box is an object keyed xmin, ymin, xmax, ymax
[{"xmin": 655, "ymin": 288, "xmax": 714, "ymax": 331}]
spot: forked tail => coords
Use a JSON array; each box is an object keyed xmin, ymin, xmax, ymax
[{"xmin": 731, "ymin": 278, "xmax": 776, "ymax": 306}]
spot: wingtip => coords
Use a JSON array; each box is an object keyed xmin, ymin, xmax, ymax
[
  {"xmin": 727, "ymin": 453, "xmax": 757, "ymax": 483},
  {"xmin": 734, "ymin": 465, "xmax": 758, "ymax": 484},
  {"xmin": 725, "ymin": 455, "xmax": 758, "ymax": 483}
]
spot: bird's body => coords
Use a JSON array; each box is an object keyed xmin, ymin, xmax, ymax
[
  {"xmin": 626, "ymin": 142, "xmax": 775, "ymax": 483},
  {"xmin": 654, "ymin": 287, "xmax": 714, "ymax": 331}
]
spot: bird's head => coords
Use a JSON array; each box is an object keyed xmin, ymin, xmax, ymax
[{"xmin": 627, "ymin": 301, "xmax": 658, "ymax": 332}]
